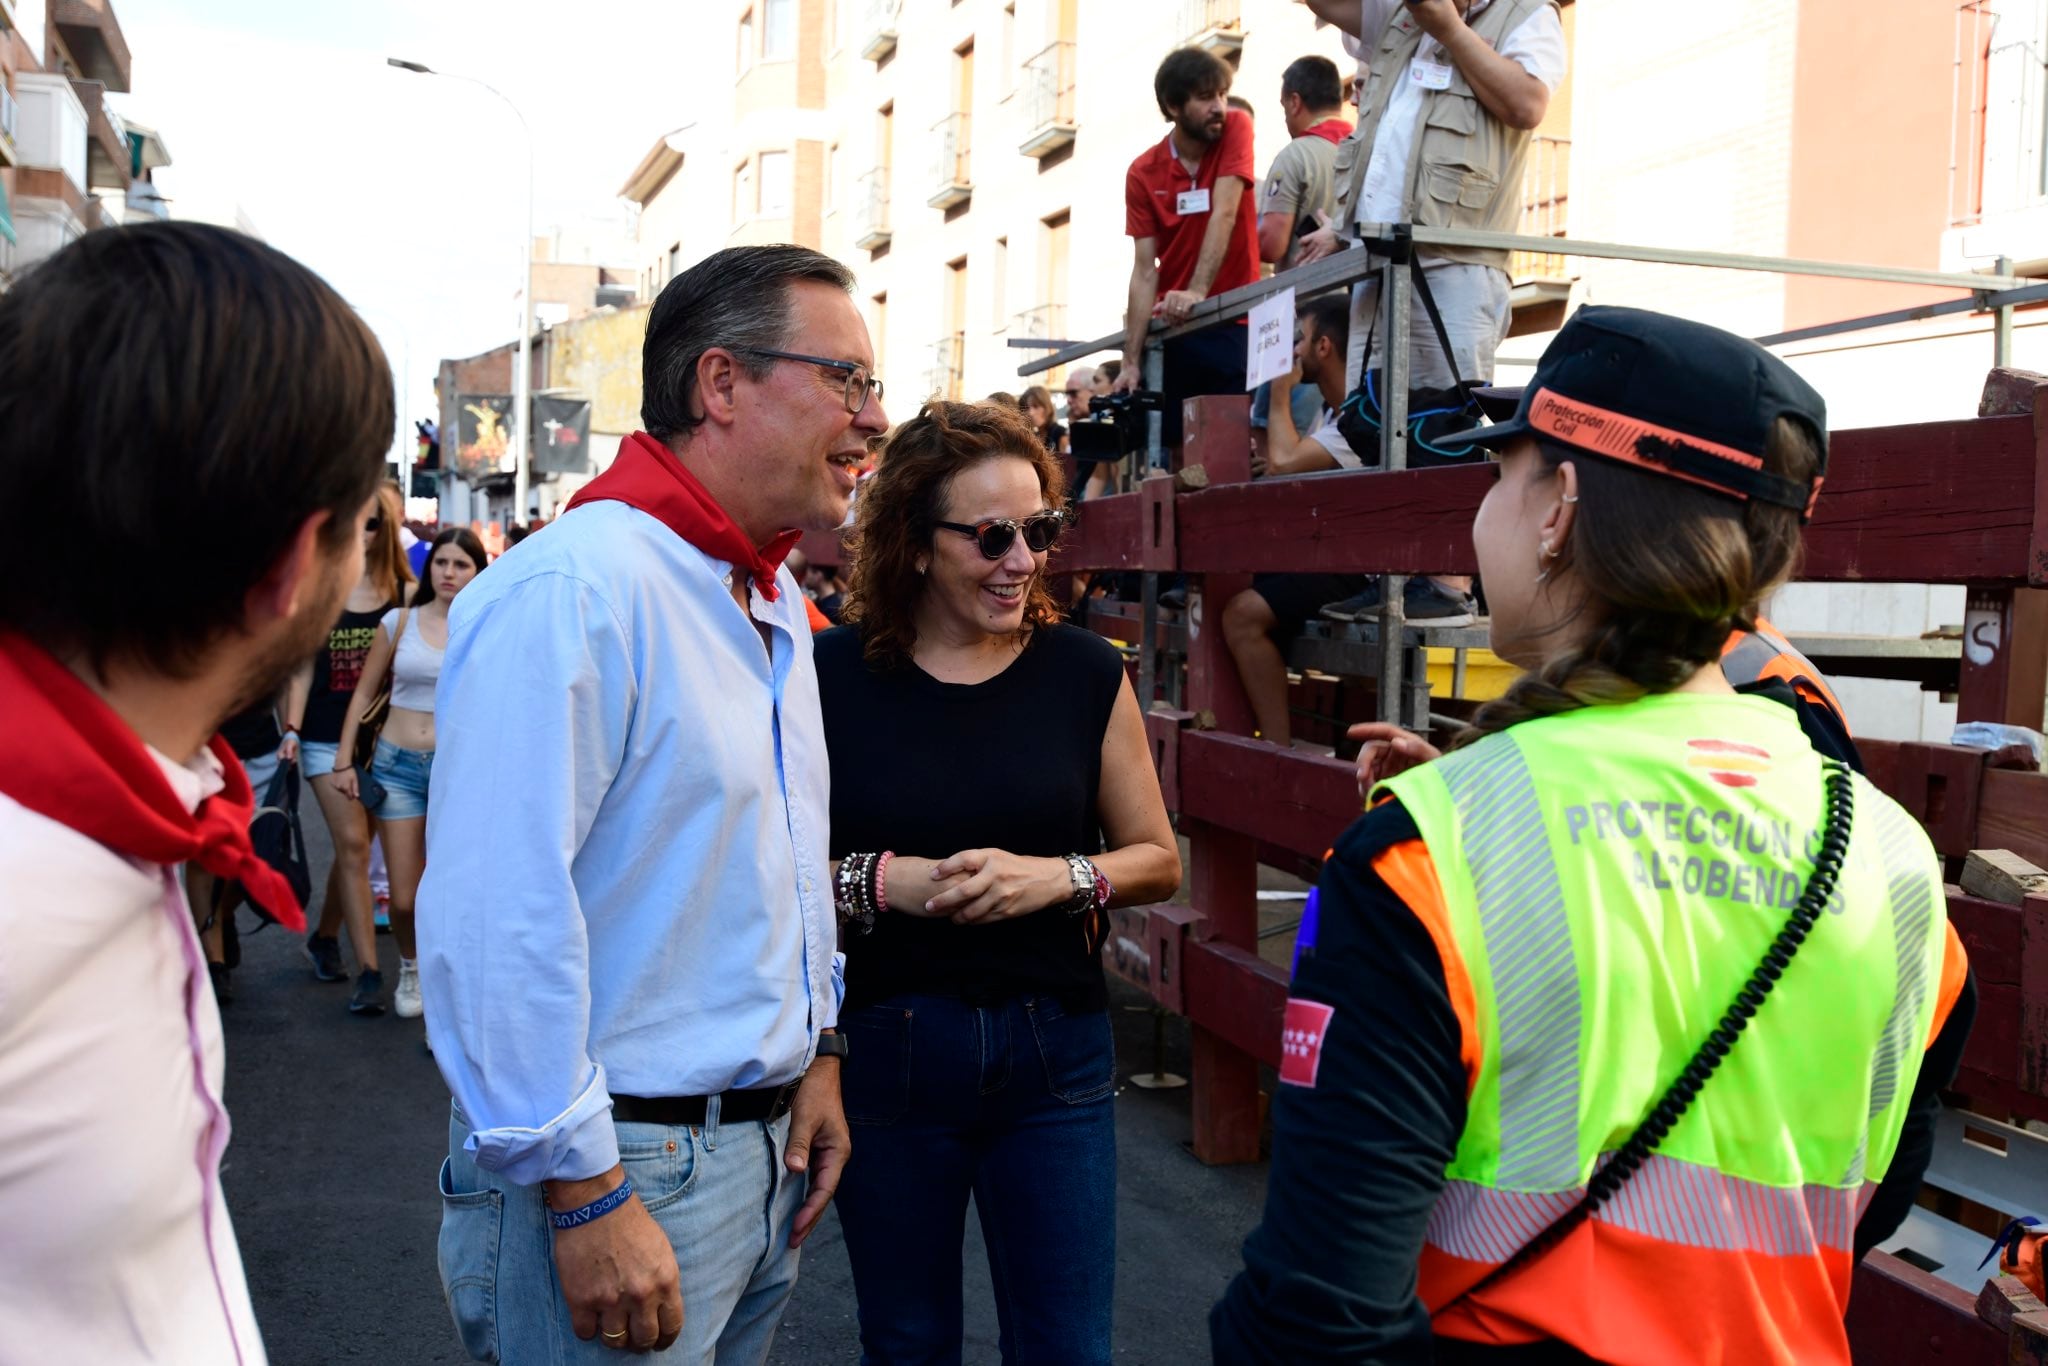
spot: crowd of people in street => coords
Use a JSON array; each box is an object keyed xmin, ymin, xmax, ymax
[{"xmin": 0, "ymin": 2, "xmax": 1985, "ymax": 1364}]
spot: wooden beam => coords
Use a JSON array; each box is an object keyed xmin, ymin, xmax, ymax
[
  {"xmin": 1845, "ymin": 1251, "xmax": 2006, "ymax": 1364},
  {"xmin": 1184, "ymin": 938, "xmax": 1290, "ymax": 1071},
  {"xmin": 1178, "ymin": 731, "xmax": 1362, "ymax": 862},
  {"xmin": 1963, "ymin": 850, "xmax": 2048, "ymax": 906},
  {"xmin": 1982, "ymin": 769, "xmax": 2048, "ymax": 870},
  {"xmin": 1168, "ymin": 412, "xmax": 2040, "ymax": 582},
  {"xmin": 1051, "ymin": 491, "xmax": 1143, "ymax": 573}
]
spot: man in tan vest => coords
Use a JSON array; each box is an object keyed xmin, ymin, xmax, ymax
[{"xmin": 1298, "ymin": 0, "xmax": 1565, "ymax": 392}]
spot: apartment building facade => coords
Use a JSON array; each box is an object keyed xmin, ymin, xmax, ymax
[{"xmin": 1, "ymin": 0, "xmax": 167, "ymax": 290}]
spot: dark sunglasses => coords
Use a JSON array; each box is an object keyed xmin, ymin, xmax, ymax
[
  {"xmin": 363, "ymin": 517, "xmax": 384, "ymax": 533},
  {"xmin": 935, "ymin": 511, "xmax": 1065, "ymax": 560}
]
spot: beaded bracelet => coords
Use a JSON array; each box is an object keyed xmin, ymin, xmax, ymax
[
  {"xmin": 836, "ymin": 851, "xmax": 881, "ymax": 936},
  {"xmin": 547, "ymin": 1176, "xmax": 635, "ymax": 1231},
  {"xmin": 874, "ymin": 851, "xmax": 895, "ymax": 914}
]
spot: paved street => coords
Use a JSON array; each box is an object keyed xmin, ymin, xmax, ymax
[{"xmin": 220, "ymin": 788, "xmax": 1271, "ymax": 1365}]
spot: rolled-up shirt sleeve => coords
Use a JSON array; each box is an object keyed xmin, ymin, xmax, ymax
[{"xmin": 420, "ymin": 571, "xmax": 634, "ymax": 1185}]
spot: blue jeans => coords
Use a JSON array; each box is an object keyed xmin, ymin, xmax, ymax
[
  {"xmin": 437, "ymin": 1102, "xmax": 805, "ymax": 1363},
  {"xmin": 834, "ymin": 992, "xmax": 1117, "ymax": 1366}
]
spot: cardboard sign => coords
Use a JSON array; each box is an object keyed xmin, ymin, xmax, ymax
[{"xmin": 1247, "ymin": 286, "xmax": 1297, "ymax": 391}]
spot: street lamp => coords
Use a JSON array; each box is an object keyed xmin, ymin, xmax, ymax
[{"xmin": 387, "ymin": 56, "xmax": 536, "ymax": 526}]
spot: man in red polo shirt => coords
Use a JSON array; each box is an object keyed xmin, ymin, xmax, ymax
[{"xmin": 1117, "ymin": 46, "xmax": 1261, "ymax": 452}]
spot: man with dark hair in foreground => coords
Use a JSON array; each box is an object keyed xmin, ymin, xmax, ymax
[
  {"xmin": 0, "ymin": 221, "xmax": 392, "ymax": 1362},
  {"xmin": 421, "ymin": 243, "xmax": 886, "ymax": 1360}
]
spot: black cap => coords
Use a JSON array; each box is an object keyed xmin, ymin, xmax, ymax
[{"xmin": 1435, "ymin": 306, "xmax": 1829, "ymax": 519}]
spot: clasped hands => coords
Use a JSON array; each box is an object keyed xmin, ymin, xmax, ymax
[{"xmin": 886, "ymin": 849, "xmax": 1074, "ymax": 926}]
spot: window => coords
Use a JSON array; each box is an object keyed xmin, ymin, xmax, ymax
[
  {"xmin": 871, "ymin": 292, "xmax": 888, "ymax": 368},
  {"xmin": 993, "ymin": 237, "xmax": 1008, "ymax": 330},
  {"xmin": 734, "ymin": 159, "xmax": 755, "ymax": 219},
  {"xmin": 826, "ymin": 143, "xmax": 840, "ymax": 214},
  {"xmin": 763, "ymin": 0, "xmax": 797, "ymax": 60},
  {"xmin": 759, "ymin": 150, "xmax": 792, "ymax": 217},
  {"xmin": 667, "ymin": 242, "xmax": 683, "ymax": 280},
  {"xmin": 738, "ymin": 8, "xmax": 755, "ymax": 72},
  {"xmin": 1002, "ymin": 4, "xmax": 1017, "ymax": 97},
  {"xmin": 1043, "ymin": 209, "xmax": 1070, "ymax": 314}
]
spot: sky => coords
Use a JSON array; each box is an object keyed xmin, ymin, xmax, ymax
[{"xmin": 116, "ymin": 0, "xmax": 711, "ymax": 456}]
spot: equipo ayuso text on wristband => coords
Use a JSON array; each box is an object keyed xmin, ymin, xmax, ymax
[{"xmin": 547, "ymin": 1176, "xmax": 635, "ymax": 1231}]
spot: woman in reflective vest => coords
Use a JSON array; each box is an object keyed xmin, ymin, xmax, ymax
[{"xmin": 1212, "ymin": 307, "xmax": 1974, "ymax": 1365}]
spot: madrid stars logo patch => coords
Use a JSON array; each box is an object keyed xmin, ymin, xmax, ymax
[{"xmin": 1278, "ymin": 998, "xmax": 1336, "ymax": 1088}]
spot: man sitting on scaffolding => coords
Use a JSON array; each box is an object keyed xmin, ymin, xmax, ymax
[{"xmin": 1296, "ymin": 0, "xmax": 1567, "ymax": 627}]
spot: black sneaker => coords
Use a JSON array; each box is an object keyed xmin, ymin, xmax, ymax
[
  {"xmin": 349, "ymin": 969, "xmax": 387, "ymax": 1016},
  {"xmin": 1319, "ymin": 579, "xmax": 1477, "ymax": 627},
  {"xmin": 303, "ymin": 933, "xmax": 347, "ymax": 983},
  {"xmin": 208, "ymin": 962, "xmax": 233, "ymax": 1007}
]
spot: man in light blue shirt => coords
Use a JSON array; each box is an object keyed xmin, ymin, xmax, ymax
[{"xmin": 422, "ymin": 244, "xmax": 889, "ymax": 1361}]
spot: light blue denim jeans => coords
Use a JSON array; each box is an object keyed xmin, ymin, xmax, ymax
[{"xmin": 437, "ymin": 1101, "xmax": 805, "ymax": 1363}]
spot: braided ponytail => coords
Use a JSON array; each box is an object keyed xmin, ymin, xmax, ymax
[{"xmin": 1456, "ymin": 418, "xmax": 1822, "ymax": 749}]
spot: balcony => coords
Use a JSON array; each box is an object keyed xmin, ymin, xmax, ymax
[
  {"xmin": 927, "ymin": 332, "xmax": 965, "ymax": 401},
  {"xmin": 854, "ymin": 167, "xmax": 891, "ymax": 250},
  {"xmin": 0, "ymin": 85, "xmax": 18, "ymax": 169},
  {"xmin": 53, "ymin": 0, "xmax": 133, "ymax": 93},
  {"xmin": 1010, "ymin": 303, "xmax": 1067, "ymax": 347},
  {"xmin": 1018, "ymin": 42, "xmax": 1076, "ymax": 159},
  {"xmin": 1182, "ymin": 0, "xmax": 1244, "ymax": 60},
  {"xmin": 859, "ymin": 0, "xmax": 901, "ymax": 62},
  {"xmin": 928, "ymin": 112, "xmax": 971, "ymax": 210},
  {"xmin": 71, "ymin": 79, "xmax": 131, "ymax": 191},
  {"xmin": 1509, "ymin": 135, "xmax": 1571, "ymax": 285}
]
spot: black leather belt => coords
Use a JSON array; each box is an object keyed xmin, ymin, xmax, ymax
[{"xmin": 611, "ymin": 1079, "xmax": 801, "ymax": 1127}]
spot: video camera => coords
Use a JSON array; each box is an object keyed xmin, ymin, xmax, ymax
[{"xmin": 1069, "ymin": 389, "xmax": 1166, "ymax": 462}]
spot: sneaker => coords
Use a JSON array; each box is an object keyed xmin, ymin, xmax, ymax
[
  {"xmin": 303, "ymin": 933, "xmax": 347, "ymax": 983},
  {"xmin": 1319, "ymin": 578, "xmax": 1477, "ymax": 627},
  {"xmin": 349, "ymin": 969, "xmax": 387, "ymax": 1016},
  {"xmin": 208, "ymin": 962, "xmax": 233, "ymax": 1007},
  {"xmin": 394, "ymin": 964, "xmax": 423, "ymax": 1019}
]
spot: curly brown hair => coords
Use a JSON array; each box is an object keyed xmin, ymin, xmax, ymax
[{"xmin": 842, "ymin": 400, "xmax": 1068, "ymax": 668}]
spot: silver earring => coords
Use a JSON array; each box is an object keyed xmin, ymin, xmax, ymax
[
  {"xmin": 1561, "ymin": 494, "xmax": 1580, "ymax": 504},
  {"xmin": 1540, "ymin": 539, "xmax": 1556, "ymax": 559}
]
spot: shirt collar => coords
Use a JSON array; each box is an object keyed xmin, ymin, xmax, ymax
[{"xmin": 149, "ymin": 743, "xmax": 225, "ymax": 817}]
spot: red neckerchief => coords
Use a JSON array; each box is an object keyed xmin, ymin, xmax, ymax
[
  {"xmin": 564, "ymin": 431, "xmax": 800, "ymax": 601},
  {"xmin": 0, "ymin": 631, "xmax": 305, "ymax": 931},
  {"xmin": 1304, "ymin": 118, "xmax": 1352, "ymax": 146}
]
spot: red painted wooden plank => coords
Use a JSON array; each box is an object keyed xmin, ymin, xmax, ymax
[
  {"xmin": 1981, "ymin": 769, "xmax": 2048, "ymax": 870},
  {"xmin": 1859, "ymin": 740, "xmax": 1990, "ymax": 858},
  {"xmin": 1178, "ymin": 465, "xmax": 1491, "ymax": 576},
  {"xmin": 1845, "ymin": 1251, "xmax": 2005, "ymax": 1365},
  {"xmin": 1184, "ymin": 937, "xmax": 1290, "ymax": 1072},
  {"xmin": 1050, "ymin": 492, "xmax": 1144, "ymax": 573},
  {"xmin": 1806, "ymin": 415, "xmax": 2036, "ymax": 584},
  {"xmin": 1191, "ymin": 1027, "xmax": 1264, "ymax": 1165},
  {"xmin": 1949, "ymin": 893, "xmax": 2021, "ymax": 1090},
  {"xmin": 2033, "ymin": 392, "xmax": 2048, "ymax": 586},
  {"xmin": 1171, "ymin": 413, "xmax": 2039, "ymax": 583},
  {"xmin": 1178, "ymin": 731, "xmax": 1362, "ymax": 861}
]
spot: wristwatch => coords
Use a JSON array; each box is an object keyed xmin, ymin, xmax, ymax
[{"xmin": 815, "ymin": 1031, "xmax": 849, "ymax": 1060}]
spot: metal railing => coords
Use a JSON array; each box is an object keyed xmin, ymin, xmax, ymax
[
  {"xmin": 1018, "ymin": 220, "xmax": 2036, "ymax": 724},
  {"xmin": 1020, "ymin": 42, "xmax": 1076, "ymax": 156},
  {"xmin": 928, "ymin": 112, "xmax": 971, "ymax": 207},
  {"xmin": 854, "ymin": 167, "xmax": 890, "ymax": 249},
  {"xmin": 859, "ymin": 0, "xmax": 901, "ymax": 61},
  {"xmin": 1182, "ymin": 0, "xmax": 1243, "ymax": 47},
  {"xmin": 1011, "ymin": 302, "xmax": 1066, "ymax": 345},
  {"xmin": 1511, "ymin": 136, "xmax": 1570, "ymax": 282},
  {"xmin": 928, "ymin": 331, "xmax": 965, "ymax": 401},
  {"xmin": 0, "ymin": 85, "xmax": 18, "ymax": 152}
]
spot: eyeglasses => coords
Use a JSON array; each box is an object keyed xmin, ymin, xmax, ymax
[
  {"xmin": 363, "ymin": 518, "xmax": 383, "ymax": 533},
  {"xmin": 935, "ymin": 511, "xmax": 1066, "ymax": 560},
  {"xmin": 731, "ymin": 347, "xmax": 884, "ymax": 415}
]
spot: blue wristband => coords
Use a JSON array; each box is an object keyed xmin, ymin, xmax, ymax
[{"xmin": 548, "ymin": 1176, "xmax": 635, "ymax": 1231}]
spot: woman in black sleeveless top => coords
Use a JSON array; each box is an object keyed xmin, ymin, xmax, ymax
[{"xmin": 816, "ymin": 400, "xmax": 1180, "ymax": 1365}]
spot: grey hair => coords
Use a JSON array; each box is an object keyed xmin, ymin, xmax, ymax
[{"xmin": 640, "ymin": 243, "xmax": 858, "ymax": 440}]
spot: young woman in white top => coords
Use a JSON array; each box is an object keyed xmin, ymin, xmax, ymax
[{"xmin": 334, "ymin": 527, "xmax": 486, "ymax": 1019}]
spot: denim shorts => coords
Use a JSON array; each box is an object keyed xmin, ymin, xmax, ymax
[
  {"xmin": 370, "ymin": 737, "xmax": 434, "ymax": 821},
  {"xmin": 240, "ymin": 749, "xmax": 281, "ymax": 799},
  {"xmin": 300, "ymin": 739, "xmax": 342, "ymax": 781}
]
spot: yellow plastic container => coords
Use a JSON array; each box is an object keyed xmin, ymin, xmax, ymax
[{"xmin": 1424, "ymin": 645, "xmax": 1519, "ymax": 701}]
